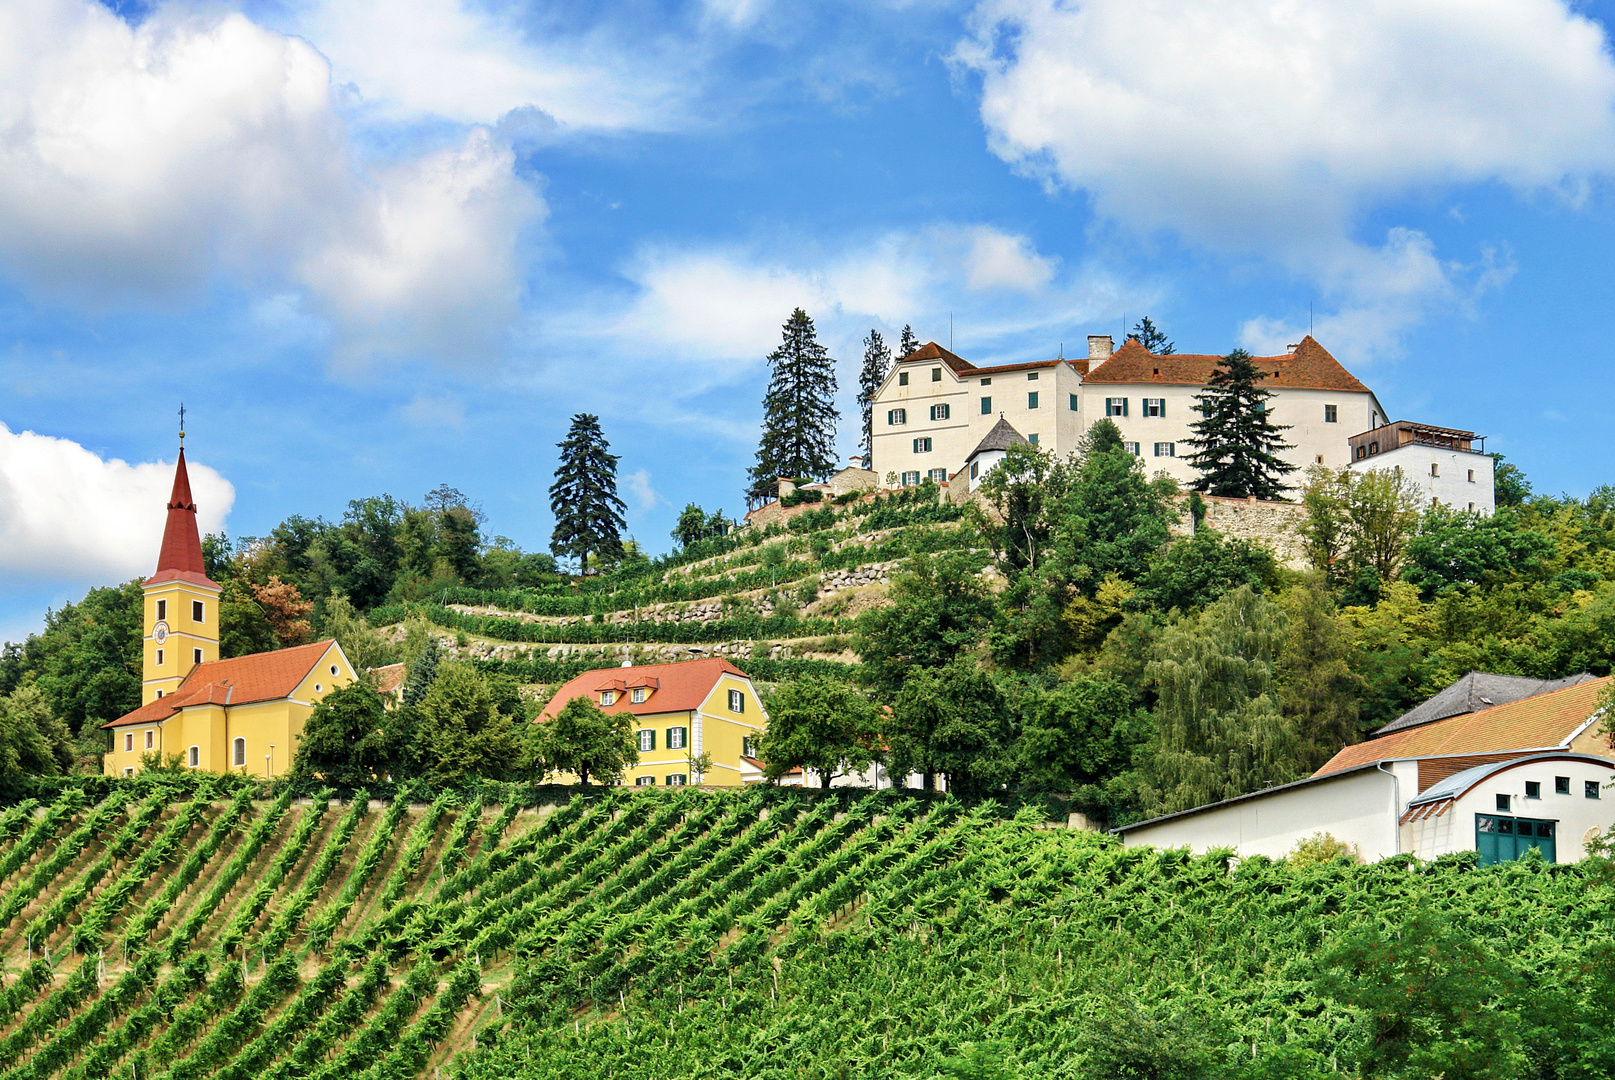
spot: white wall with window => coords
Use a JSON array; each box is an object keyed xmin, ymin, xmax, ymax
[{"xmin": 1347, "ymin": 441, "xmax": 1495, "ymax": 515}]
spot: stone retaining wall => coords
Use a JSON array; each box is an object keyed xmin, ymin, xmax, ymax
[{"xmin": 1169, "ymin": 493, "xmax": 1309, "ymax": 569}]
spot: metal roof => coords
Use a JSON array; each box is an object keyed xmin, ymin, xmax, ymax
[{"xmin": 1406, "ymin": 752, "xmax": 1615, "ymax": 808}]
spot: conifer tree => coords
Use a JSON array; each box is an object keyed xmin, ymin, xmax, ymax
[
  {"xmin": 1183, "ymin": 349, "xmax": 1296, "ymax": 499},
  {"xmin": 550, "ymin": 413, "xmax": 627, "ymax": 573},
  {"xmin": 746, "ymin": 308, "xmax": 840, "ymax": 505},
  {"xmin": 1127, "ymin": 316, "xmax": 1175, "ymax": 355},
  {"xmin": 897, "ymin": 324, "xmax": 920, "ymax": 360},
  {"xmin": 856, "ymin": 328, "xmax": 891, "ymax": 465}
]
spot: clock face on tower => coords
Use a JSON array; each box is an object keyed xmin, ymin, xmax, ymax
[{"xmin": 153, "ymin": 621, "xmax": 169, "ymax": 645}]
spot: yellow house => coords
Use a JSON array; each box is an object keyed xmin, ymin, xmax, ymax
[
  {"xmin": 536, "ymin": 658, "xmax": 768, "ymax": 786},
  {"xmin": 101, "ymin": 443, "xmax": 355, "ymax": 778}
]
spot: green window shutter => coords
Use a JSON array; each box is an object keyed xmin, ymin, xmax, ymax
[
  {"xmin": 1068, "ymin": 393, "xmax": 1077, "ymax": 411},
  {"xmin": 1028, "ymin": 391, "xmax": 1038, "ymax": 409}
]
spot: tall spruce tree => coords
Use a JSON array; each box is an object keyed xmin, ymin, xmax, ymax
[
  {"xmin": 897, "ymin": 324, "xmax": 920, "ymax": 360},
  {"xmin": 856, "ymin": 328, "xmax": 891, "ymax": 466},
  {"xmin": 746, "ymin": 308, "xmax": 840, "ymax": 505},
  {"xmin": 1183, "ymin": 349, "xmax": 1296, "ymax": 500},
  {"xmin": 1127, "ymin": 316, "xmax": 1175, "ymax": 355},
  {"xmin": 550, "ymin": 413, "xmax": 627, "ymax": 573}
]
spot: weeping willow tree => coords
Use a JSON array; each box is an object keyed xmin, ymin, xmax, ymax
[{"xmin": 1137, "ymin": 586, "xmax": 1302, "ymax": 816}]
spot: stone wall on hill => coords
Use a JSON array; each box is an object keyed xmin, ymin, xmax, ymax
[{"xmin": 1170, "ymin": 493, "xmax": 1309, "ymax": 569}]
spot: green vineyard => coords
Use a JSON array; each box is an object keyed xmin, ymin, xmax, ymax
[{"xmin": 3, "ymin": 782, "xmax": 1615, "ymax": 1079}]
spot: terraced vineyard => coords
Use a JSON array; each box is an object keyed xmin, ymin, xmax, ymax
[{"xmin": 6, "ymin": 783, "xmax": 1615, "ymax": 1079}]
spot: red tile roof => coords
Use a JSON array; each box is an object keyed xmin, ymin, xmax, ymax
[
  {"xmin": 1082, "ymin": 336, "xmax": 1371, "ymax": 393},
  {"xmin": 537, "ymin": 658, "xmax": 751, "ymax": 722},
  {"xmin": 1313, "ymin": 675, "xmax": 1611, "ymax": 777},
  {"xmin": 897, "ymin": 342, "xmax": 973, "ymax": 372},
  {"xmin": 103, "ymin": 639, "xmax": 337, "ymax": 728},
  {"xmin": 145, "ymin": 448, "xmax": 221, "ymax": 590}
]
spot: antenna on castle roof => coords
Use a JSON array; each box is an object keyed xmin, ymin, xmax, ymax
[
  {"xmin": 949, "ymin": 312, "xmax": 953, "ymax": 351},
  {"xmin": 1310, "ymin": 301, "xmax": 1314, "ymax": 337}
]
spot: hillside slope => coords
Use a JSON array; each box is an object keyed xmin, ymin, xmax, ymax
[{"xmin": 3, "ymin": 785, "xmax": 1615, "ymax": 1079}]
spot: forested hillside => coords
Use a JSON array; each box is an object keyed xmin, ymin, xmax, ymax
[{"xmin": 1, "ymin": 781, "xmax": 1613, "ymax": 1080}]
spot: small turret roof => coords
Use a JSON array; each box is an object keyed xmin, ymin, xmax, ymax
[
  {"xmin": 966, "ymin": 416, "xmax": 1028, "ymax": 460},
  {"xmin": 146, "ymin": 447, "xmax": 219, "ymax": 590}
]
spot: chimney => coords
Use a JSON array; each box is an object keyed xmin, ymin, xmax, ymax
[{"xmin": 1088, "ymin": 335, "xmax": 1113, "ymax": 363}]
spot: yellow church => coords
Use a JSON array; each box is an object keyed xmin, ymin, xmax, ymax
[{"xmin": 102, "ymin": 442, "xmax": 356, "ymax": 778}]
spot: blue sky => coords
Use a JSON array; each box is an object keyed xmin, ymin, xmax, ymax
[{"xmin": 6, "ymin": 0, "xmax": 1615, "ymax": 642}]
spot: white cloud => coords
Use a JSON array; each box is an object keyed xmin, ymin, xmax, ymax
[
  {"xmin": 625, "ymin": 469, "xmax": 662, "ymax": 513},
  {"xmin": 0, "ymin": 424, "xmax": 233, "ymax": 584},
  {"xmin": 0, "ymin": 0, "xmax": 544, "ymax": 365},
  {"xmin": 955, "ymin": 0, "xmax": 1615, "ymax": 357},
  {"xmin": 963, "ymin": 226, "xmax": 1056, "ymax": 291},
  {"xmin": 286, "ymin": 0, "xmax": 699, "ymax": 131},
  {"xmin": 399, "ymin": 393, "xmax": 467, "ymax": 429}
]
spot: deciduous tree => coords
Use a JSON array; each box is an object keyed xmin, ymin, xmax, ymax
[
  {"xmin": 854, "ymin": 552, "xmax": 994, "ymax": 698},
  {"xmin": 887, "ymin": 660, "xmax": 1014, "ymax": 797},
  {"xmin": 755, "ymin": 676, "xmax": 879, "ymax": 789},
  {"xmin": 550, "ymin": 414, "xmax": 627, "ymax": 574},
  {"xmin": 290, "ymin": 682, "xmax": 390, "ymax": 786},
  {"xmin": 0, "ymin": 684, "xmax": 74, "ymax": 776},
  {"xmin": 534, "ymin": 695, "xmax": 638, "ymax": 786},
  {"xmin": 415, "ymin": 662, "xmax": 516, "ymax": 784},
  {"xmin": 251, "ymin": 576, "xmax": 314, "ymax": 646}
]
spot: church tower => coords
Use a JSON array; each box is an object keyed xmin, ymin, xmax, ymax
[{"xmin": 142, "ymin": 433, "xmax": 221, "ymax": 704}]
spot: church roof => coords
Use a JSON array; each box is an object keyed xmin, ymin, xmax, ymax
[
  {"xmin": 1082, "ymin": 335, "xmax": 1371, "ymax": 393},
  {"xmin": 966, "ymin": 416, "xmax": 1028, "ymax": 460},
  {"xmin": 537, "ymin": 657, "xmax": 751, "ymax": 722},
  {"xmin": 103, "ymin": 639, "xmax": 338, "ymax": 728},
  {"xmin": 145, "ymin": 447, "xmax": 220, "ymax": 590}
]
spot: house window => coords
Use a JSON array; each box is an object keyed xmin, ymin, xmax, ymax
[
  {"xmin": 144, "ymin": 730, "xmax": 154, "ymax": 750},
  {"xmin": 898, "ymin": 372, "xmax": 908, "ymax": 386},
  {"xmin": 1525, "ymin": 781, "xmax": 1541, "ymax": 799},
  {"xmin": 1430, "ymin": 463, "xmax": 1440, "ymax": 477},
  {"xmin": 1124, "ymin": 442, "xmax": 1140, "ymax": 456},
  {"xmin": 932, "ymin": 368, "xmax": 942, "ymax": 381},
  {"xmin": 1476, "ymin": 814, "xmax": 1556, "ymax": 866},
  {"xmin": 668, "ymin": 726, "xmax": 686, "ymax": 750},
  {"xmin": 1027, "ymin": 434, "xmax": 1038, "ymax": 446},
  {"xmin": 636, "ymin": 775, "xmax": 655, "ymax": 786},
  {"xmin": 980, "ymin": 396, "xmax": 992, "ymax": 415},
  {"xmin": 1325, "ymin": 404, "xmax": 1338, "ymax": 423},
  {"xmin": 188, "ymin": 746, "xmax": 199, "ymax": 768},
  {"xmin": 743, "ymin": 736, "xmax": 757, "ymax": 758},
  {"xmin": 1496, "ymin": 794, "xmax": 1511, "ymax": 812},
  {"xmin": 1069, "ymin": 394, "xmax": 1078, "ymax": 411},
  {"xmin": 123, "ymin": 767, "xmax": 135, "ymax": 778},
  {"xmin": 887, "ymin": 408, "xmax": 907, "ymax": 425},
  {"xmin": 156, "ymin": 649, "xmax": 164, "ymax": 668},
  {"xmin": 314, "ymin": 684, "xmax": 322, "ymax": 693},
  {"xmin": 930, "ymin": 404, "xmax": 950, "ymax": 421},
  {"xmin": 632, "ymin": 687, "xmax": 646, "ymax": 704},
  {"xmin": 913, "ymin": 438, "xmax": 932, "ymax": 453},
  {"xmin": 1368, "ymin": 441, "xmax": 1379, "ymax": 455},
  {"xmin": 980, "ymin": 377, "xmax": 991, "ymax": 386},
  {"xmin": 192, "ymin": 600, "xmax": 204, "ymax": 622},
  {"xmin": 1355, "ymin": 446, "xmax": 1367, "ymax": 460},
  {"xmin": 233, "ymin": 738, "xmax": 245, "ymax": 767},
  {"xmin": 928, "ymin": 468, "xmax": 948, "ymax": 482},
  {"xmin": 728, "ymin": 689, "xmax": 745, "ymax": 713},
  {"xmin": 638, "ymin": 729, "xmax": 656, "ymax": 752},
  {"xmin": 1556, "ymin": 776, "xmax": 1571, "ymax": 794},
  {"xmin": 970, "ymin": 461, "xmax": 979, "ymax": 480},
  {"xmin": 1587, "ymin": 781, "xmax": 1602, "ymax": 799},
  {"xmin": 666, "ymin": 773, "xmax": 687, "ymax": 786},
  {"xmin": 901, "ymin": 471, "xmax": 920, "ymax": 486},
  {"xmin": 193, "ymin": 648, "xmax": 203, "ymax": 665},
  {"xmin": 331, "ymin": 665, "xmax": 339, "ymax": 676},
  {"xmin": 156, "ymin": 599, "xmax": 166, "ymax": 622},
  {"xmin": 601, "ymin": 691, "xmax": 617, "ymax": 705},
  {"xmin": 1105, "ymin": 398, "xmax": 1128, "ymax": 417},
  {"xmin": 1143, "ymin": 398, "xmax": 1165, "ymax": 417},
  {"xmin": 1468, "ymin": 469, "xmax": 1475, "ymax": 482},
  {"xmin": 1153, "ymin": 442, "xmax": 1175, "ymax": 458},
  {"xmin": 125, "ymin": 733, "xmax": 133, "ymax": 752},
  {"xmin": 1027, "ymin": 392, "xmax": 1039, "ymax": 410}
]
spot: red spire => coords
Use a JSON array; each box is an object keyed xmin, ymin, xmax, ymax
[{"xmin": 145, "ymin": 448, "xmax": 220, "ymax": 589}]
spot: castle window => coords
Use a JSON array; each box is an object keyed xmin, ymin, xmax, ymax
[
  {"xmin": 188, "ymin": 746, "xmax": 199, "ymax": 768},
  {"xmin": 156, "ymin": 599, "xmax": 167, "ymax": 622},
  {"xmin": 636, "ymin": 775, "xmax": 655, "ymax": 786},
  {"xmin": 1027, "ymin": 434, "xmax": 1038, "ymax": 446},
  {"xmin": 930, "ymin": 404, "xmax": 950, "ymax": 421},
  {"xmin": 1105, "ymin": 398, "xmax": 1128, "ymax": 417},
  {"xmin": 193, "ymin": 648, "xmax": 203, "ymax": 665},
  {"xmin": 1069, "ymin": 394, "xmax": 1078, "ymax": 411},
  {"xmin": 1316, "ymin": 455, "xmax": 1324, "ymax": 464},
  {"xmin": 145, "ymin": 730, "xmax": 154, "ymax": 750},
  {"xmin": 1356, "ymin": 446, "xmax": 1366, "ymax": 460},
  {"xmin": 601, "ymin": 691, "xmax": 617, "ymax": 706},
  {"xmin": 913, "ymin": 438, "xmax": 932, "ymax": 453},
  {"xmin": 887, "ymin": 408, "xmax": 906, "ymax": 426},
  {"xmin": 668, "ymin": 726, "xmax": 686, "ymax": 750},
  {"xmin": 1325, "ymin": 404, "xmax": 1338, "ymax": 423},
  {"xmin": 980, "ymin": 377, "xmax": 991, "ymax": 386},
  {"xmin": 632, "ymin": 687, "xmax": 646, "ymax": 703},
  {"xmin": 638, "ymin": 729, "xmax": 656, "ymax": 752},
  {"xmin": 125, "ymin": 732, "xmax": 133, "ymax": 752},
  {"xmin": 1430, "ymin": 463, "xmax": 1440, "ymax": 477},
  {"xmin": 901, "ymin": 471, "xmax": 920, "ymax": 486},
  {"xmin": 1468, "ymin": 469, "xmax": 1476, "ymax": 482},
  {"xmin": 898, "ymin": 371, "xmax": 908, "ymax": 386},
  {"xmin": 929, "ymin": 468, "xmax": 948, "ymax": 482},
  {"xmin": 1027, "ymin": 392, "xmax": 1039, "ymax": 410},
  {"xmin": 1124, "ymin": 442, "xmax": 1140, "ymax": 456},
  {"xmin": 1153, "ymin": 442, "xmax": 1175, "ymax": 458},
  {"xmin": 1368, "ymin": 441, "xmax": 1379, "ymax": 455},
  {"xmin": 233, "ymin": 738, "xmax": 245, "ymax": 767},
  {"xmin": 931, "ymin": 368, "xmax": 942, "ymax": 381},
  {"xmin": 192, "ymin": 600, "xmax": 204, "ymax": 622},
  {"xmin": 980, "ymin": 396, "xmax": 992, "ymax": 415},
  {"xmin": 729, "ymin": 689, "xmax": 745, "ymax": 713},
  {"xmin": 1027, "ymin": 371, "xmax": 1038, "ymax": 380},
  {"xmin": 1143, "ymin": 398, "xmax": 1165, "ymax": 417}
]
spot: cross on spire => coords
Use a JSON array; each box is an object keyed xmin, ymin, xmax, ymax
[{"xmin": 178, "ymin": 403, "xmax": 186, "ymax": 446}]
